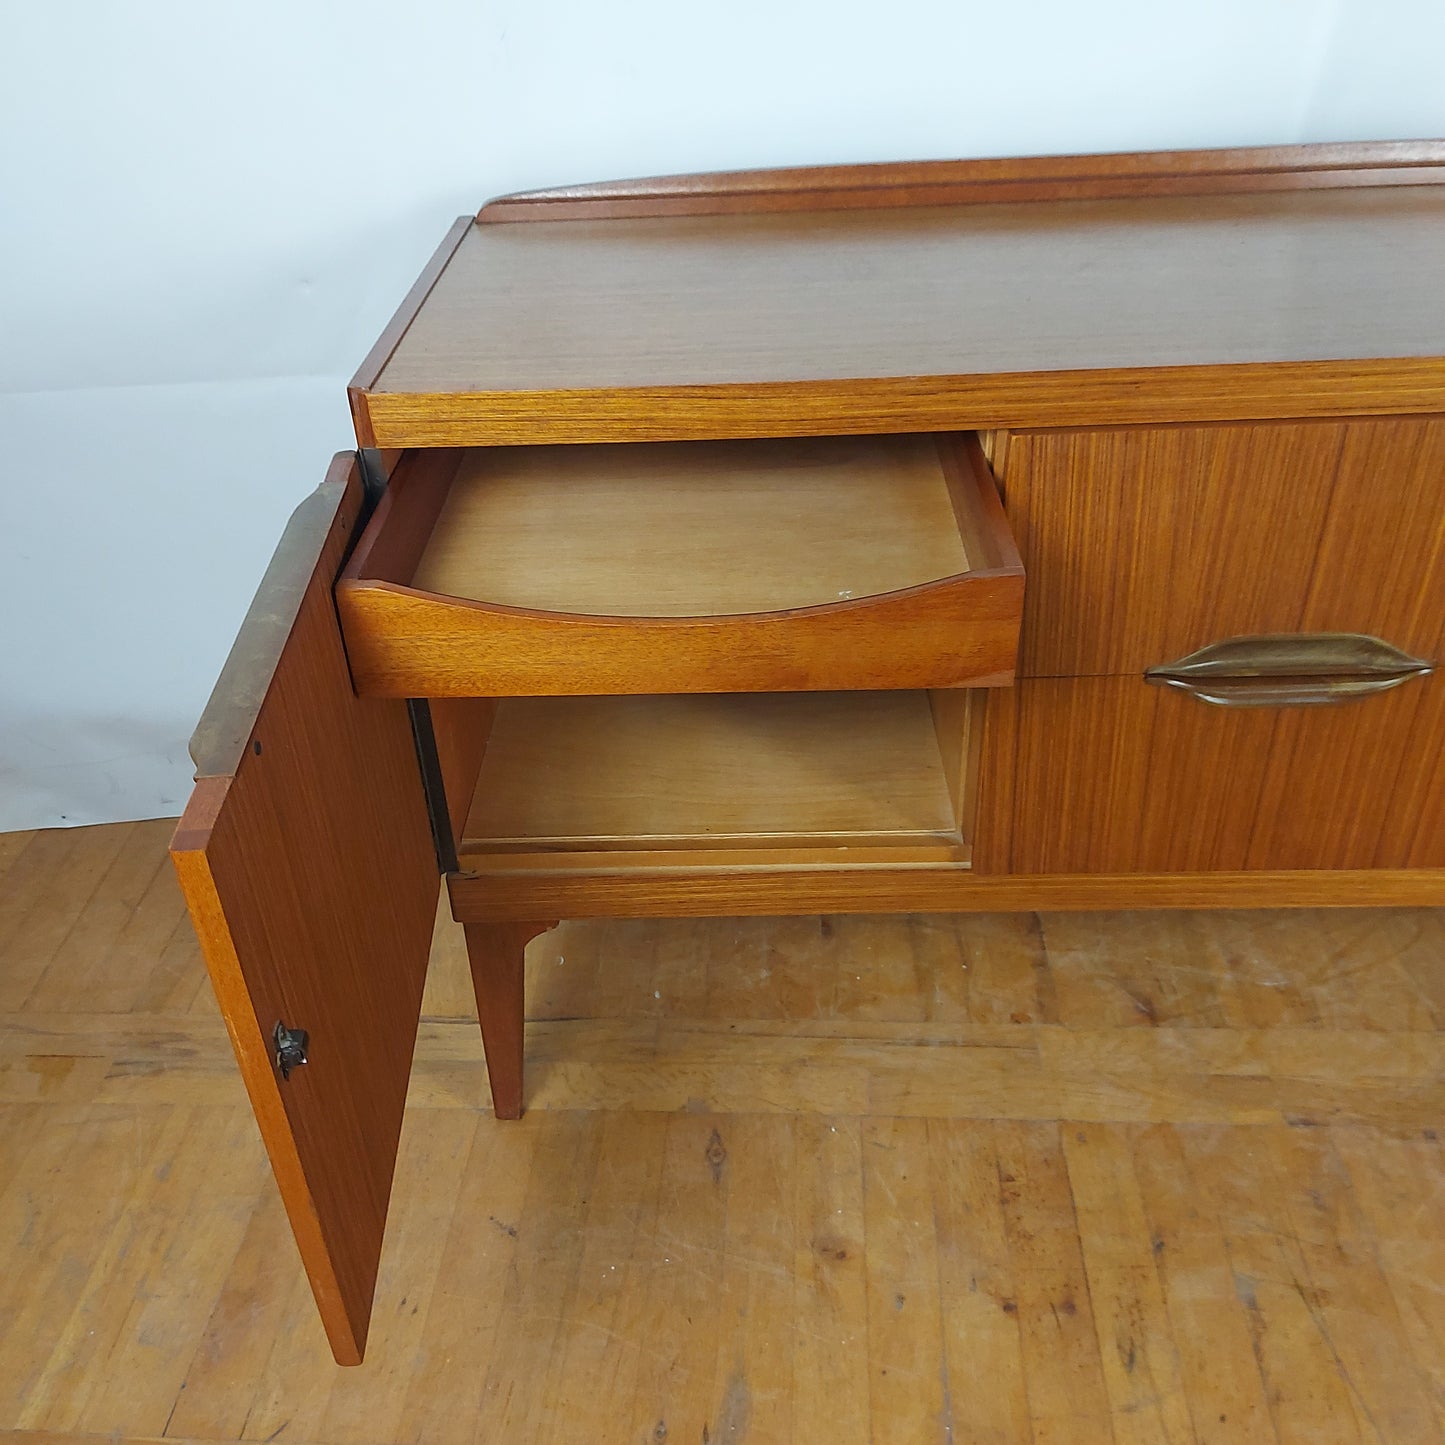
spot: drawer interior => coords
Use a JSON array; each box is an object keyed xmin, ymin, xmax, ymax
[
  {"xmin": 336, "ymin": 431, "xmax": 1024, "ymax": 697},
  {"xmin": 362, "ymin": 433, "xmax": 1008, "ymax": 614},
  {"xmin": 459, "ymin": 689, "xmax": 981, "ymax": 869}
]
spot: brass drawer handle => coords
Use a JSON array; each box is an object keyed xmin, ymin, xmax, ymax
[{"xmin": 1145, "ymin": 633, "xmax": 1435, "ymax": 708}]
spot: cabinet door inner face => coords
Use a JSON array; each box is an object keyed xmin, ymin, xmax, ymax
[{"xmin": 171, "ymin": 458, "xmax": 438, "ymax": 1366}]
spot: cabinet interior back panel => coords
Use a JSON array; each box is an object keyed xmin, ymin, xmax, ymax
[{"xmin": 463, "ymin": 691, "xmax": 959, "ymax": 849}]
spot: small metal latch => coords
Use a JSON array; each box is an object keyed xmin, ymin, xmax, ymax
[{"xmin": 273, "ymin": 1021, "xmax": 310, "ymax": 1080}]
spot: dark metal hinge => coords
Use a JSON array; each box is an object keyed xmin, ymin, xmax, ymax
[
  {"xmin": 407, "ymin": 697, "xmax": 460, "ymax": 876},
  {"xmin": 273, "ymin": 1020, "xmax": 310, "ymax": 1080},
  {"xmin": 357, "ymin": 448, "xmax": 390, "ymax": 518}
]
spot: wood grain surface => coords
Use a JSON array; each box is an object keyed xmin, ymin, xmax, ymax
[
  {"xmin": 346, "ymin": 218, "xmax": 472, "ymax": 448},
  {"xmin": 1000, "ymin": 414, "xmax": 1445, "ymax": 678},
  {"xmin": 447, "ymin": 860, "xmax": 1445, "ymax": 922},
  {"xmin": 1003, "ymin": 420, "xmax": 1347, "ymax": 678},
  {"xmin": 1297, "ymin": 416, "xmax": 1445, "ymax": 656},
  {"xmin": 410, "ymin": 436, "xmax": 976, "ymax": 615},
  {"xmin": 5, "ymin": 819, "xmax": 1445, "ymax": 1443},
  {"xmin": 336, "ymin": 432, "xmax": 1022, "ymax": 696},
  {"xmin": 478, "ymin": 140, "xmax": 1445, "ymax": 220},
  {"xmin": 358, "ymin": 359, "xmax": 1445, "ymax": 449},
  {"xmin": 354, "ymin": 171, "xmax": 1445, "ymax": 447},
  {"xmin": 988, "ymin": 672, "xmax": 1444, "ymax": 874},
  {"xmin": 428, "ymin": 697, "xmax": 496, "ymax": 857},
  {"xmin": 169, "ymin": 458, "xmax": 438, "ymax": 1365},
  {"xmin": 392, "ymin": 189, "xmax": 1445, "ymax": 393},
  {"xmin": 336, "ymin": 448, "xmax": 462, "ymax": 585},
  {"xmin": 461, "ymin": 692, "xmax": 962, "ymax": 854},
  {"xmin": 338, "ymin": 571, "xmax": 1024, "ymax": 697},
  {"xmin": 463, "ymin": 920, "xmax": 556, "ymax": 1120}
]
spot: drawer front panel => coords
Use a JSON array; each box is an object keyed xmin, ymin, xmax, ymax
[
  {"xmin": 983, "ymin": 669, "xmax": 1444, "ymax": 874},
  {"xmin": 1000, "ymin": 416, "xmax": 1445, "ymax": 678},
  {"xmin": 337, "ymin": 575, "xmax": 1024, "ymax": 696}
]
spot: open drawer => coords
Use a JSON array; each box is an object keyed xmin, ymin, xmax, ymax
[{"xmin": 335, "ymin": 433, "xmax": 1024, "ymax": 696}]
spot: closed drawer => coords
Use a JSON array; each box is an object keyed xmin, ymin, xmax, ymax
[
  {"xmin": 335, "ymin": 433, "xmax": 1024, "ymax": 696},
  {"xmin": 995, "ymin": 415, "xmax": 1445, "ymax": 678},
  {"xmin": 983, "ymin": 662, "xmax": 1444, "ymax": 874}
]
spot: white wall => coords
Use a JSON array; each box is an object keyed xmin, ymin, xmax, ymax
[{"xmin": 3, "ymin": 0, "xmax": 1443, "ymax": 829}]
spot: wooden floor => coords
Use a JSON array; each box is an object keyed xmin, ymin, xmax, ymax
[{"xmin": 1, "ymin": 821, "xmax": 1442, "ymax": 1444}]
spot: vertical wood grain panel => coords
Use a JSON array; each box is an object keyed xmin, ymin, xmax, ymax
[
  {"xmin": 971, "ymin": 687, "xmax": 1019, "ymax": 874},
  {"xmin": 170, "ymin": 458, "xmax": 438, "ymax": 1365},
  {"xmin": 1003, "ymin": 421, "xmax": 1346, "ymax": 678},
  {"xmin": 988, "ymin": 413, "xmax": 1445, "ymax": 876},
  {"xmin": 1005, "ymin": 675, "xmax": 1442, "ymax": 874},
  {"xmin": 1300, "ymin": 416, "xmax": 1445, "ymax": 660},
  {"xmin": 1007, "ymin": 677, "xmax": 1276, "ymax": 874},
  {"xmin": 1298, "ymin": 415, "xmax": 1445, "ymax": 869},
  {"xmin": 429, "ymin": 696, "xmax": 496, "ymax": 852},
  {"xmin": 998, "ymin": 414, "xmax": 1445, "ymax": 682},
  {"xmin": 1245, "ymin": 676, "xmax": 1440, "ymax": 869},
  {"xmin": 1384, "ymin": 706, "xmax": 1445, "ymax": 868}
]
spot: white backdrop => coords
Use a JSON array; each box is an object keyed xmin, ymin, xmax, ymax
[{"xmin": 3, "ymin": 0, "xmax": 1443, "ymax": 830}]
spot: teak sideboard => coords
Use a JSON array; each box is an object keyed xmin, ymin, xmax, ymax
[{"xmin": 169, "ymin": 141, "xmax": 1445, "ymax": 1363}]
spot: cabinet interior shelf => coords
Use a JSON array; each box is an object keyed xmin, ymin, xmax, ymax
[{"xmin": 459, "ymin": 690, "xmax": 977, "ymax": 872}]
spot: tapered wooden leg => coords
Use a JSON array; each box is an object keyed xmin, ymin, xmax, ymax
[{"xmin": 462, "ymin": 920, "xmax": 556, "ymax": 1119}]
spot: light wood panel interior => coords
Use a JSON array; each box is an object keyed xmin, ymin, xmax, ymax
[
  {"xmin": 410, "ymin": 435, "xmax": 973, "ymax": 615},
  {"xmin": 461, "ymin": 691, "xmax": 962, "ymax": 854},
  {"xmin": 926, "ymin": 688, "xmax": 981, "ymax": 836}
]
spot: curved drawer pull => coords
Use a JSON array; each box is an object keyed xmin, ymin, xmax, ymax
[{"xmin": 1145, "ymin": 633, "xmax": 1435, "ymax": 708}]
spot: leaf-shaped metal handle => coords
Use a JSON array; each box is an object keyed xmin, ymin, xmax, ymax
[{"xmin": 1145, "ymin": 633, "xmax": 1434, "ymax": 708}]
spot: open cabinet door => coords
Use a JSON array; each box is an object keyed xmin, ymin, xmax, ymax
[{"xmin": 170, "ymin": 454, "xmax": 439, "ymax": 1365}]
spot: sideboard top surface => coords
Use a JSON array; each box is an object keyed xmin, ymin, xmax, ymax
[{"xmin": 353, "ymin": 146, "xmax": 1445, "ymax": 445}]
